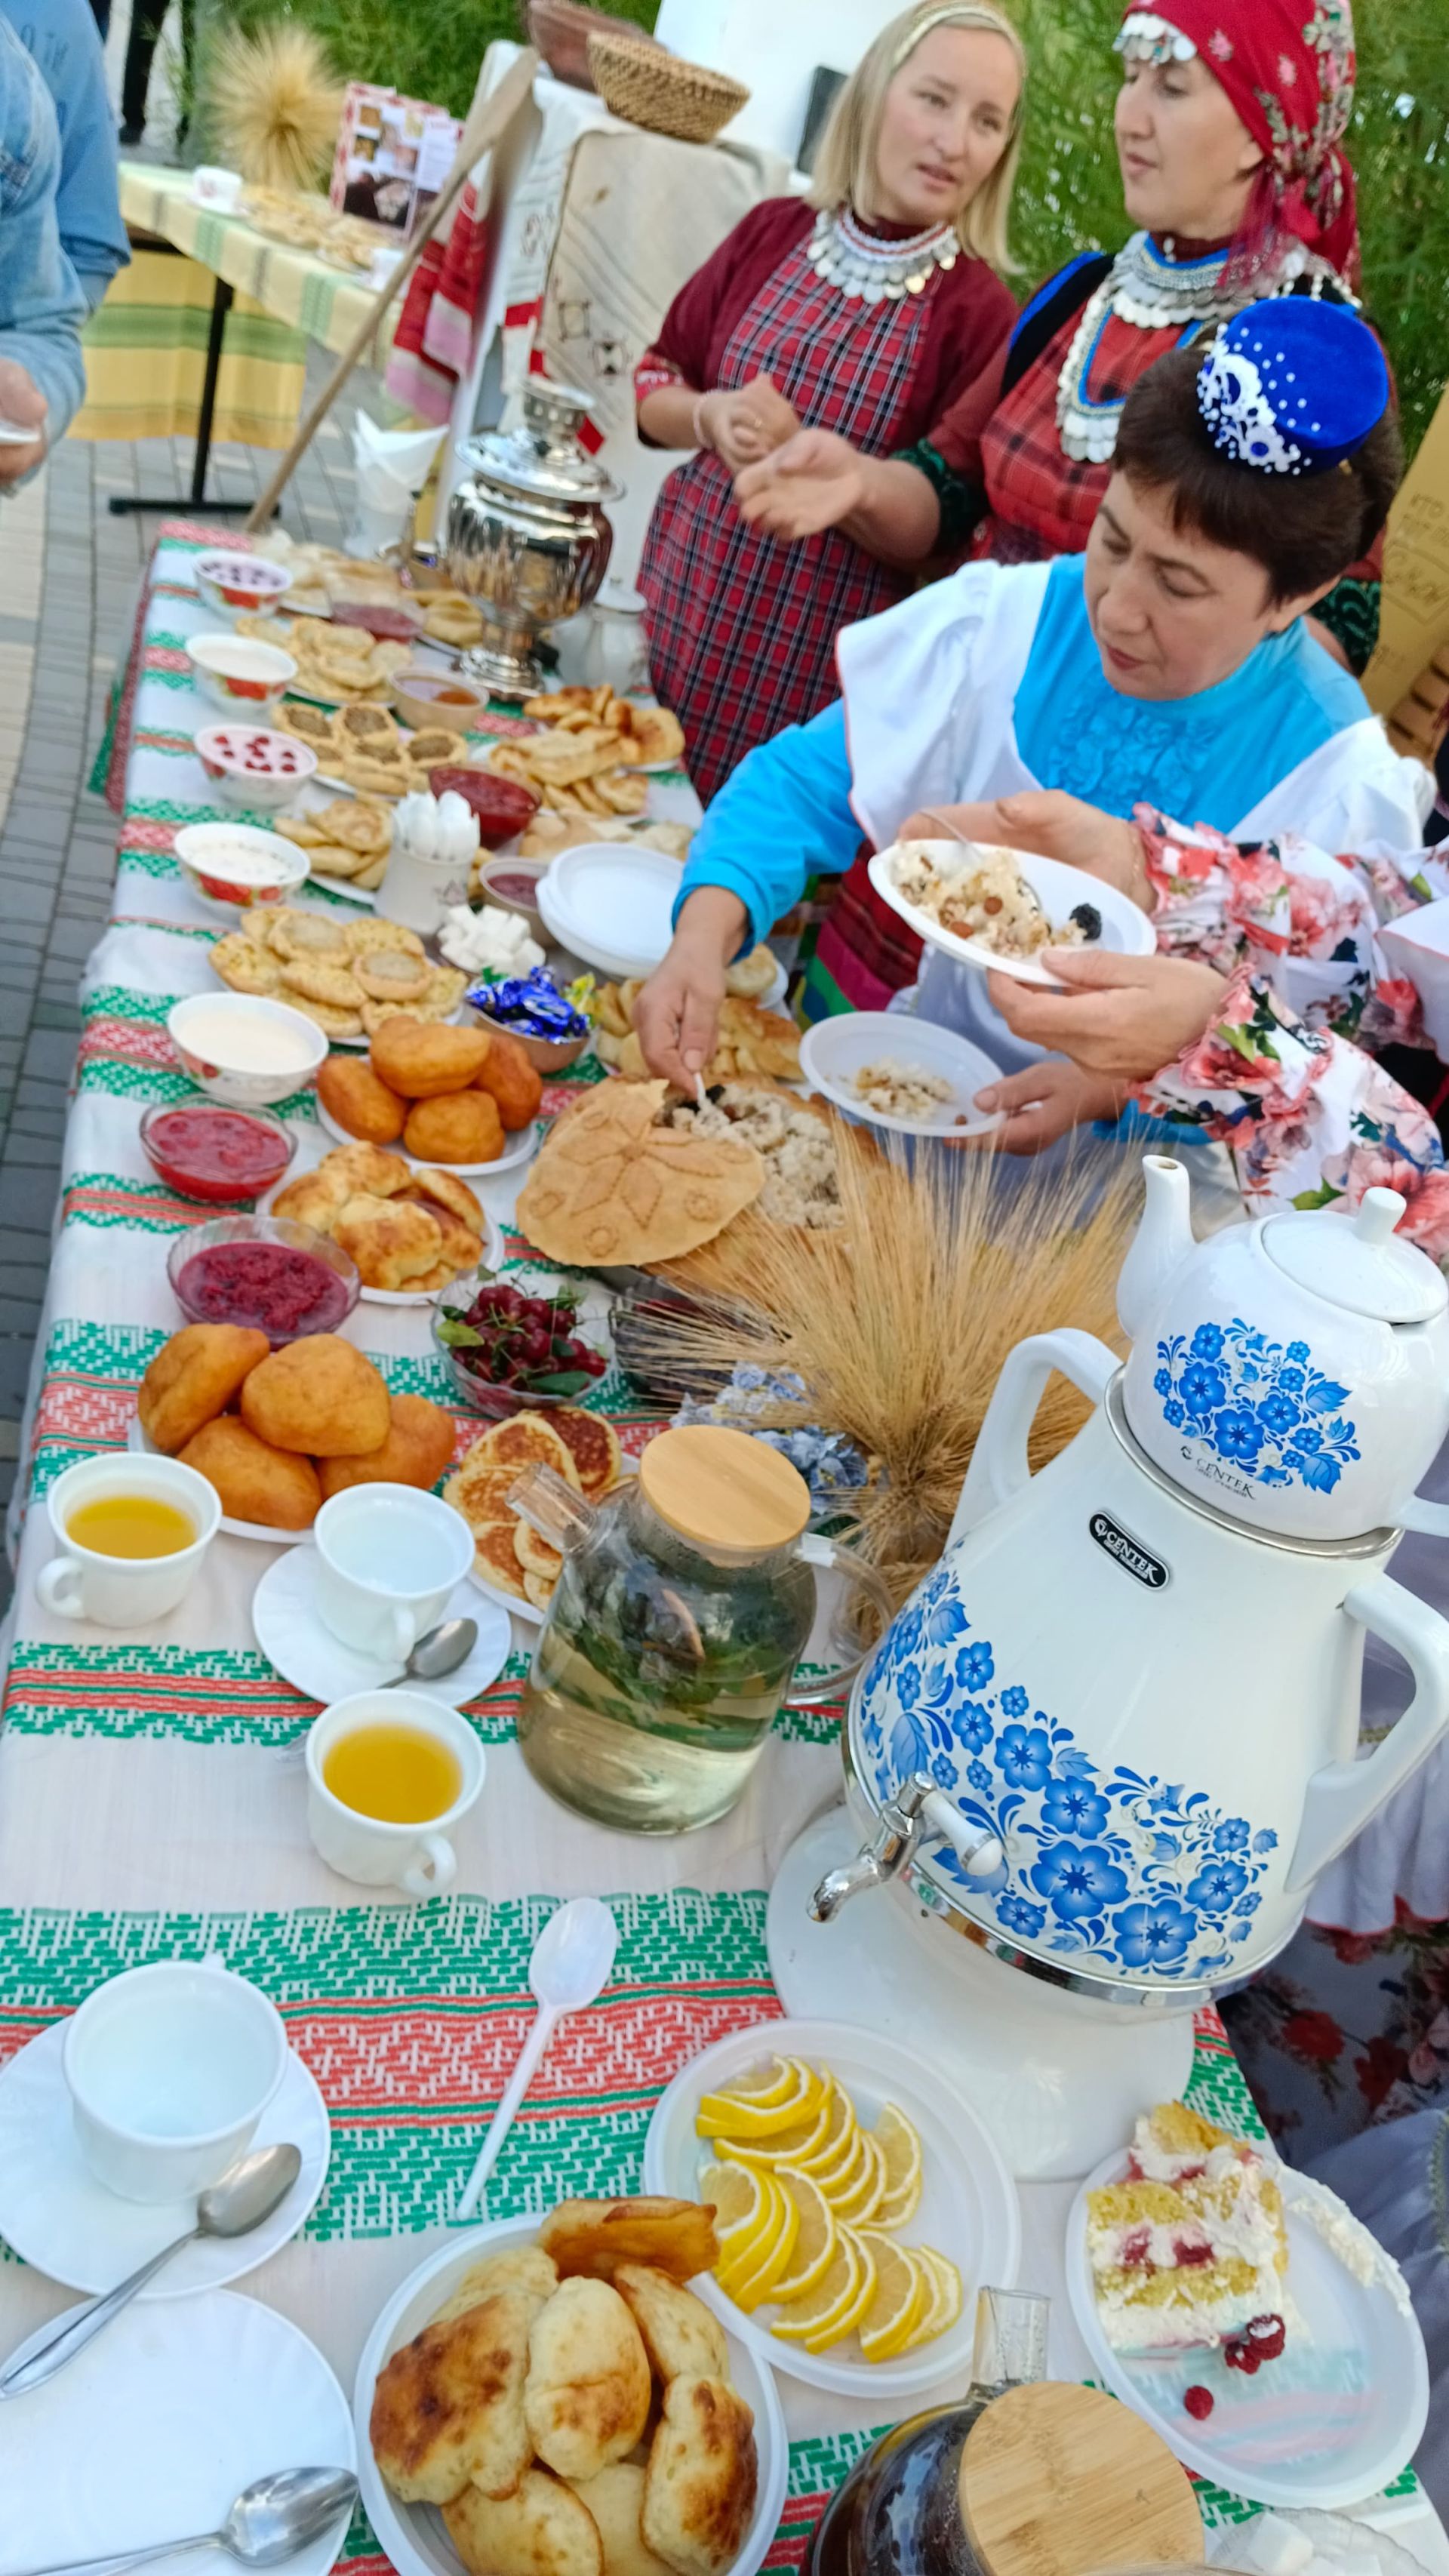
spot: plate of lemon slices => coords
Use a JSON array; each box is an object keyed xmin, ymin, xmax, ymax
[{"xmin": 643, "ymin": 2016, "xmax": 1020, "ymax": 2399}]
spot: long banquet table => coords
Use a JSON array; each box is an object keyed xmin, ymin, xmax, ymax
[{"xmin": 0, "ymin": 522, "xmax": 1441, "ymax": 2566}]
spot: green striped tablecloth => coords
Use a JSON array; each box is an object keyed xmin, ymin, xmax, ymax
[{"xmin": 0, "ymin": 527, "xmax": 1432, "ymax": 2571}]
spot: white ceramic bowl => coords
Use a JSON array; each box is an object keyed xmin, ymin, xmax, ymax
[
  {"xmin": 186, "ymin": 629, "xmax": 297, "ymax": 721},
  {"xmin": 355, "ymin": 2214, "xmax": 789, "ymax": 2576},
  {"xmin": 195, "ymin": 722, "xmax": 319, "ymax": 812},
  {"xmin": 193, "ymin": 551, "xmax": 293, "ymax": 622},
  {"xmin": 800, "ymin": 1009, "xmax": 1002, "ymax": 1139},
  {"xmin": 867, "ymin": 840, "xmax": 1156, "ymax": 988},
  {"xmin": 168, "ymin": 991, "xmax": 328, "ymax": 1106},
  {"xmin": 62, "ymin": 1961, "xmax": 287, "ymax": 2205},
  {"xmin": 174, "ymin": 819, "xmax": 309, "ymax": 911}
]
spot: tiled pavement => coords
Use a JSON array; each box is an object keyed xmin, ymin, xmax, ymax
[{"xmin": 0, "ymin": 365, "xmax": 368, "ymax": 1602}]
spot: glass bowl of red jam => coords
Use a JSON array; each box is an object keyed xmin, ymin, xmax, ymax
[
  {"xmin": 140, "ymin": 1100, "xmax": 297, "ymax": 1205},
  {"xmin": 167, "ymin": 1216, "xmax": 359, "ymax": 1344},
  {"xmin": 428, "ymin": 765, "xmax": 540, "ymax": 848}
]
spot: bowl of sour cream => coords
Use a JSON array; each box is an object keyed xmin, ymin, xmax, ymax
[
  {"xmin": 173, "ymin": 820, "xmax": 310, "ymax": 912},
  {"xmin": 186, "ymin": 629, "xmax": 297, "ymax": 721},
  {"xmin": 168, "ymin": 992, "xmax": 328, "ymax": 1108}
]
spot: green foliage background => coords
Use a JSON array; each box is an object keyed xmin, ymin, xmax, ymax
[{"xmin": 205, "ymin": 0, "xmax": 1449, "ymax": 451}]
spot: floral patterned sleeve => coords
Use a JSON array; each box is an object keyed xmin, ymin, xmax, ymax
[
  {"xmin": 1135, "ymin": 807, "xmax": 1449, "ymax": 1053},
  {"xmin": 1131, "ymin": 966, "xmax": 1449, "ymax": 1258}
]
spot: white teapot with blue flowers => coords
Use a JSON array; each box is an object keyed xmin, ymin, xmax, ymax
[{"xmin": 814, "ymin": 1157, "xmax": 1449, "ymax": 1997}]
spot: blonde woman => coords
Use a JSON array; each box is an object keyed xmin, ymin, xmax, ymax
[{"xmin": 633, "ymin": 1, "xmax": 1025, "ymax": 805}]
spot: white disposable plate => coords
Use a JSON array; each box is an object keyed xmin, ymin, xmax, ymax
[
  {"xmin": 536, "ymin": 843, "xmax": 683, "ymax": 980},
  {"xmin": 0, "ymin": 2290, "xmax": 354, "ymax": 2576},
  {"xmin": 799, "ymin": 1010, "xmax": 1001, "ymax": 1139},
  {"xmin": 354, "ymin": 2213, "xmax": 788, "ymax": 2576},
  {"xmin": 643, "ymin": 2014, "xmax": 1020, "ymax": 2401},
  {"xmin": 317, "ymin": 1094, "xmax": 543, "ymax": 1178},
  {"xmin": 867, "ymin": 840, "xmax": 1155, "ymax": 988},
  {"xmin": 252, "ymin": 1551, "xmax": 509, "ymax": 1707},
  {"xmin": 257, "ymin": 1164, "xmax": 503, "ymax": 1305},
  {"xmin": 0, "ymin": 2024, "xmax": 329, "ymax": 2295},
  {"xmin": 1066, "ymin": 2146, "xmax": 1429, "ymax": 2508},
  {"xmin": 129, "ymin": 1417, "xmax": 309, "ymax": 1547},
  {"xmin": 306, "ymin": 867, "xmax": 377, "ymax": 909}
]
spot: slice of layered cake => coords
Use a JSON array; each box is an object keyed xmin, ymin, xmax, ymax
[{"xmin": 1086, "ymin": 2102, "xmax": 1288, "ymax": 2359}]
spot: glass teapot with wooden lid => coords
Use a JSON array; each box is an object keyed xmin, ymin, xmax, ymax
[{"xmin": 512, "ymin": 1425, "xmax": 893, "ymax": 1834}]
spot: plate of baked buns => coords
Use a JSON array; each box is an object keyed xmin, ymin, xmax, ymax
[{"xmin": 357, "ymin": 2196, "xmax": 786, "ymax": 2576}]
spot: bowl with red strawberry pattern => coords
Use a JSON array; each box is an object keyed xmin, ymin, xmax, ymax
[{"xmin": 195, "ymin": 724, "xmax": 318, "ymax": 814}]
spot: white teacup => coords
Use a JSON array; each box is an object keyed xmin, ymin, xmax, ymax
[
  {"xmin": 37, "ymin": 1454, "xmax": 221, "ymax": 1629},
  {"xmin": 312, "ymin": 1484, "xmax": 475, "ymax": 1666},
  {"xmin": 63, "ymin": 1961, "xmax": 287, "ymax": 2203},
  {"xmin": 306, "ymin": 1690, "xmax": 486, "ymax": 1897}
]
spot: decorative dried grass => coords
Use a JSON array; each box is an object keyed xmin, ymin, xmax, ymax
[
  {"xmin": 208, "ymin": 22, "xmax": 344, "ymax": 192},
  {"xmin": 641, "ymin": 1135, "xmax": 1138, "ymax": 1608}
]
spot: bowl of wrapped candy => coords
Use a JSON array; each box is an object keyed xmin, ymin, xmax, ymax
[{"xmin": 466, "ymin": 965, "xmax": 595, "ymax": 1074}]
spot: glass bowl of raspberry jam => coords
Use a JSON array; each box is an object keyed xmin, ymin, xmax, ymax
[
  {"xmin": 167, "ymin": 1216, "xmax": 359, "ymax": 1344},
  {"xmin": 140, "ymin": 1100, "xmax": 297, "ymax": 1205}
]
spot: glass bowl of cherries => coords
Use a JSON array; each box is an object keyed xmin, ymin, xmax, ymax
[{"xmin": 432, "ymin": 1268, "xmax": 610, "ymax": 1419}]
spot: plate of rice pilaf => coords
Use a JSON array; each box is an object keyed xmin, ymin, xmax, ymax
[{"xmin": 868, "ymin": 839, "xmax": 1155, "ymax": 987}]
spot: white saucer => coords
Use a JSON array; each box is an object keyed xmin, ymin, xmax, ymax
[
  {"xmin": 0, "ymin": 2025, "xmax": 329, "ymax": 2297},
  {"xmin": 0, "ymin": 2289, "xmax": 354, "ymax": 2576},
  {"xmin": 252, "ymin": 1547, "xmax": 510, "ymax": 1704}
]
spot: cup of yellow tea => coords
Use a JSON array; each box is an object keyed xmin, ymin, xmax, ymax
[
  {"xmin": 306, "ymin": 1691, "xmax": 485, "ymax": 1898},
  {"xmin": 38, "ymin": 1456, "xmax": 221, "ymax": 1628}
]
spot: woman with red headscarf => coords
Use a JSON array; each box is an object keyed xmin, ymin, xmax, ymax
[{"xmin": 733, "ymin": 0, "xmax": 1373, "ymax": 1018}]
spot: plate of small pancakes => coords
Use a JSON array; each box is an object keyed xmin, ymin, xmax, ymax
[
  {"xmin": 356, "ymin": 2199, "xmax": 786, "ymax": 2576},
  {"xmin": 445, "ymin": 1408, "xmax": 631, "ymax": 1620}
]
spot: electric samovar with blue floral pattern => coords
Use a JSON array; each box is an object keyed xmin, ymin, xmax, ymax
[{"xmin": 814, "ymin": 1157, "xmax": 1449, "ymax": 1996}]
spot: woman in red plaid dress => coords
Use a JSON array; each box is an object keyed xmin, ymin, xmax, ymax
[
  {"xmin": 634, "ymin": 2, "xmax": 1025, "ymax": 810},
  {"xmin": 737, "ymin": 0, "xmax": 1372, "ymax": 1013}
]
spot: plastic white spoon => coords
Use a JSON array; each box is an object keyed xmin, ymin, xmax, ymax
[{"xmin": 455, "ymin": 1898, "xmax": 618, "ymax": 2220}]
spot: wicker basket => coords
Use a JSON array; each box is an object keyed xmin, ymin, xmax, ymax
[
  {"xmin": 524, "ymin": 0, "xmax": 649, "ymax": 91},
  {"xmin": 586, "ymin": 31, "xmax": 750, "ymax": 143}
]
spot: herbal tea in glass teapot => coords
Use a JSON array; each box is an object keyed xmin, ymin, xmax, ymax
[{"xmin": 514, "ymin": 1425, "xmax": 891, "ymax": 1834}]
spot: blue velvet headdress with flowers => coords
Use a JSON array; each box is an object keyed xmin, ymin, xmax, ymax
[{"xmin": 1197, "ymin": 299, "xmax": 1389, "ymax": 478}]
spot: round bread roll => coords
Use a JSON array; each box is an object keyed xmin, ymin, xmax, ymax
[
  {"xmin": 137, "ymin": 1322, "xmax": 270, "ymax": 1455},
  {"xmin": 641, "ymin": 2377, "xmax": 757, "ymax": 2576},
  {"xmin": 178, "ymin": 1417, "xmax": 321, "ymax": 1531},
  {"xmin": 317, "ymin": 1054, "xmax": 406, "ymax": 1146},
  {"xmin": 317, "ymin": 1393, "xmax": 455, "ymax": 1497},
  {"xmin": 404, "ymin": 1089, "xmax": 505, "ymax": 1165},
  {"xmin": 444, "ymin": 2469, "xmax": 602, "ymax": 2576},
  {"xmin": 371, "ymin": 2288, "xmax": 540, "ymax": 2507},
  {"xmin": 568, "ymin": 2465, "xmax": 675, "ymax": 2576},
  {"xmin": 525, "ymin": 2277, "xmax": 651, "ymax": 2482},
  {"xmin": 239, "ymin": 1333, "xmax": 390, "ymax": 1457},
  {"xmin": 371, "ymin": 1014, "xmax": 491, "ymax": 1099},
  {"xmin": 613, "ymin": 2266, "xmax": 728, "ymax": 2384}
]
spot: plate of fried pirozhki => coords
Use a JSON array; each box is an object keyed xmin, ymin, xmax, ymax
[
  {"xmin": 237, "ymin": 611, "xmax": 414, "ymax": 706},
  {"xmin": 209, "ymin": 909, "xmax": 467, "ymax": 1042},
  {"xmin": 358, "ymin": 2194, "xmax": 785, "ymax": 2576},
  {"xmin": 133, "ymin": 1325, "xmax": 458, "ymax": 1540},
  {"xmin": 316, "ymin": 1017, "xmax": 544, "ymax": 1176},
  {"xmin": 278, "ymin": 701, "xmax": 473, "ymax": 801},
  {"xmin": 486, "ymin": 687, "xmax": 681, "ymax": 823},
  {"xmin": 445, "ymin": 1408, "xmax": 627, "ymax": 1618},
  {"xmin": 267, "ymin": 1140, "xmax": 499, "ymax": 1302},
  {"xmin": 592, "ymin": 985, "xmax": 799, "ymax": 1087}
]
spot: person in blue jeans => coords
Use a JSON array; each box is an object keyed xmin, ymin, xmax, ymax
[
  {"xmin": 0, "ymin": 17, "xmax": 88, "ymax": 487},
  {"xmin": 2, "ymin": 0, "xmax": 128, "ymax": 310}
]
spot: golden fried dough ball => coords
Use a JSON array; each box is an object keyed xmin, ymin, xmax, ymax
[
  {"xmin": 239, "ymin": 1333, "xmax": 390, "ymax": 1457},
  {"xmin": 372, "ymin": 2289, "xmax": 543, "ymax": 2506},
  {"xmin": 371, "ymin": 1014, "xmax": 491, "ymax": 1099},
  {"xmin": 317, "ymin": 1055, "xmax": 406, "ymax": 1146},
  {"xmin": 178, "ymin": 1417, "xmax": 321, "ymax": 1531},
  {"xmin": 137, "ymin": 1323, "xmax": 270, "ymax": 1454},
  {"xmin": 613, "ymin": 2267, "xmax": 728, "ymax": 2385},
  {"xmin": 525, "ymin": 2277, "xmax": 651, "ymax": 2482},
  {"xmin": 444, "ymin": 2471, "xmax": 603, "ymax": 2576},
  {"xmin": 476, "ymin": 1028, "xmax": 543, "ymax": 1133},
  {"xmin": 431, "ymin": 2245, "xmax": 559, "ymax": 2328},
  {"xmin": 568, "ymin": 2465, "xmax": 675, "ymax": 2576},
  {"xmin": 332, "ymin": 1193, "xmax": 442, "ymax": 1291},
  {"xmin": 403, "ymin": 1089, "xmax": 505, "ymax": 1165},
  {"xmin": 317, "ymin": 1393, "xmax": 456, "ymax": 1498},
  {"xmin": 641, "ymin": 2379, "xmax": 757, "ymax": 2576},
  {"xmin": 411, "ymin": 1167, "xmax": 485, "ymax": 1230}
]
